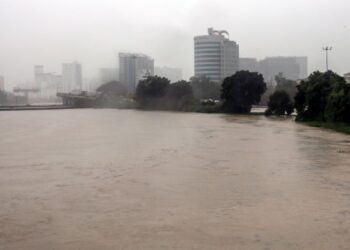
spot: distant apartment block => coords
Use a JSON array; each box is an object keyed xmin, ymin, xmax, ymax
[
  {"xmin": 239, "ymin": 58, "xmax": 259, "ymax": 72},
  {"xmin": 0, "ymin": 76, "xmax": 4, "ymax": 91},
  {"xmin": 62, "ymin": 62, "xmax": 83, "ymax": 93},
  {"xmin": 34, "ymin": 65, "xmax": 62, "ymax": 98},
  {"xmin": 100, "ymin": 68, "xmax": 119, "ymax": 84},
  {"xmin": 155, "ymin": 66, "xmax": 183, "ymax": 83},
  {"xmin": 119, "ymin": 53, "xmax": 154, "ymax": 93},
  {"xmin": 294, "ymin": 57, "xmax": 308, "ymax": 79},
  {"xmin": 239, "ymin": 56, "xmax": 308, "ymax": 83},
  {"xmin": 194, "ymin": 28, "xmax": 239, "ymax": 82}
]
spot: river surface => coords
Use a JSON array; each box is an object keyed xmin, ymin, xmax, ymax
[{"xmin": 1, "ymin": 109, "xmax": 350, "ymax": 250}]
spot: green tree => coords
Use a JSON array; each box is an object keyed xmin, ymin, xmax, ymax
[
  {"xmin": 135, "ymin": 76, "xmax": 170, "ymax": 108},
  {"xmin": 221, "ymin": 71, "xmax": 266, "ymax": 113},
  {"xmin": 275, "ymin": 73, "xmax": 298, "ymax": 99},
  {"xmin": 324, "ymin": 81, "xmax": 350, "ymax": 122},
  {"xmin": 166, "ymin": 80, "xmax": 194, "ymax": 110},
  {"xmin": 190, "ymin": 76, "xmax": 221, "ymax": 100},
  {"xmin": 97, "ymin": 81, "xmax": 127, "ymax": 97},
  {"xmin": 295, "ymin": 71, "xmax": 346, "ymax": 121},
  {"xmin": 260, "ymin": 85, "xmax": 275, "ymax": 106},
  {"xmin": 265, "ymin": 90, "xmax": 294, "ymax": 116}
]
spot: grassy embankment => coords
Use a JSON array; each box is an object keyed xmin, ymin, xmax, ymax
[{"xmin": 304, "ymin": 121, "xmax": 350, "ymax": 135}]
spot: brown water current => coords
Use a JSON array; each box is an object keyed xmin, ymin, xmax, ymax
[{"xmin": 0, "ymin": 109, "xmax": 350, "ymax": 249}]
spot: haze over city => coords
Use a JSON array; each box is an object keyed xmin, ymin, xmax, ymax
[
  {"xmin": 0, "ymin": 0, "xmax": 349, "ymax": 90},
  {"xmin": 2, "ymin": 1, "xmax": 350, "ymax": 249}
]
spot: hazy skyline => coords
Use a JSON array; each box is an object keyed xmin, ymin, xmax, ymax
[{"xmin": 0, "ymin": 0, "xmax": 349, "ymax": 90}]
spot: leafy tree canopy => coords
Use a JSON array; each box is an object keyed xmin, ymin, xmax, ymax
[
  {"xmin": 97, "ymin": 81, "xmax": 128, "ymax": 97},
  {"xmin": 221, "ymin": 71, "xmax": 267, "ymax": 113},
  {"xmin": 166, "ymin": 80, "xmax": 194, "ymax": 110},
  {"xmin": 265, "ymin": 90, "xmax": 294, "ymax": 116},
  {"xmin": 275, "ymin": 73, "xmax": 298, "ymax": 99},
  {"xmin": 136, "ymin": 76, "xmax": 170, "ymax": 100},
  {"xmin": 324, "ymin": 79, "xmax": 350, "ymax": 123},
  {"xmin": 167, "ymin": 80, "xmax": 193, "ymax": 99},
  {"xmin": 190, "ymin": 76, "xmax": 221, "ymax": 100},
  {"xmin": 295, "ymin": 71, "xmax": 347, "ymax": 121}
]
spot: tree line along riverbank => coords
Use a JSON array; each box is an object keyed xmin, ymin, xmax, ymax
[
  {"xmin": 94, "ymin": 70, "xmax": 350, "ymax": 134},
  {"xmin": 1, "ymin": 70, "xmax": 349, "ymax": 134}
]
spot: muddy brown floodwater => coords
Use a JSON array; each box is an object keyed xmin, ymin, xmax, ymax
[{"xmin": 0, "ymin": 109, "xmax": 350, "ymax": 250}]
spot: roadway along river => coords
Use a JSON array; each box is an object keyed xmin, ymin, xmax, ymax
[{"xmin": 0, "ymin": 109, "xmax": 350, "ymax": 249}]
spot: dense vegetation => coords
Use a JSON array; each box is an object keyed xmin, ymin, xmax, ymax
[
  {"xmin": 96, "ymin": 70, "xmax": 350, "ymax": 135},
  {"xmin": 221, "ymin": 71, "xmax": 266, "ymax": 113},
  {"xmin": 265, "ymin": 90, "xmax": 294, "ymax": 116},
  {"xmin": 260, "ymin": 73, "xmax": 297, "ymax": 106},
  {"xmin": 135, "ymin": 76, "xmax": 193, "ymax": 110},
  {"xmin": 275, "ymin": 73, "xmax": 298, "ymax": 100},
  {"xmin": 133, "ymin": 72, "xmax": 267, "ymax": 113},
  {"xmin": 190, "ymin": 76, "xmax": 221, "ymax": 100},
  {"xmin": 95, "ymin": 81, "xmax": 131, "ymax": 108},
  {"xmin": 295, "ymin": 71, "xmax": 350, "ymax": 122},
  {"xmin": 97, "ymin": 81, "xmax": 128, "ymax": 97}
]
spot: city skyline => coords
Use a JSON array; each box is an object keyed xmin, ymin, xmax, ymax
[{"xmin": 0, "ymin": 0, "xmax": 349, "ymax": 90}]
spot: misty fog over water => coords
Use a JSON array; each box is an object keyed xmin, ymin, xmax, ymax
[{"xmin": 1, "ymin": 109, "xmax": 350, "ymax": 249}]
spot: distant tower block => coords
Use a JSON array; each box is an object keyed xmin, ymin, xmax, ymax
[
  {"xmin": 0, "ymin": 76, "xmax": 4, "ymax": 91},
  {"xmin": 194, "ymin": 28, "xmax": 239, "ymax": 82},
  {"xmin": 119, "ymin": 53, "xmax": 154, "ymax": 93},
  {"xmin": 34, "ymin": 65, "xmax": 44, "ymax": 88}
]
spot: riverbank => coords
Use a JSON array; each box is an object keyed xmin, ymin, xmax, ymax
[
  {"xmin": 303, "ymin": 121, "xmax": 350, "ymax": 135},
  {"xmin": 0, "ymin": 105, "xmax": 72, "ymax": 111}
]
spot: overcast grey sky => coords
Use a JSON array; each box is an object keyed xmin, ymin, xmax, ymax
[{"xmin": 0, "ymin": 0, "xmax": 349, "ymax": 89}]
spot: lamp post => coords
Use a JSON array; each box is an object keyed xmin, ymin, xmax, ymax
[{"xmin": 322, "ymin": 46, "xmax": 333, "ymax": 71}]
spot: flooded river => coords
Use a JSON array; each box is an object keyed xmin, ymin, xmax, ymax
[{"xmin": 0, "ymin": 109, "xmax": 350, "ymax": 250}]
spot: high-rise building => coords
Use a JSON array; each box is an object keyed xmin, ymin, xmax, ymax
[
  {"xmin": 99, "ymin": 68, "xmax": 119, "ymax": 84},
  {"xmin": 34, "ymin": 65, "xmax": 44, "ymax": 88},
  {"xmin": 239, "ymin": 57, "xmax": 308, "ymax": 83},
  {"xmin": 62, "ymin": 62, "xmax": 82, "ymax": 92},
  {"xmin": 258, "ymin": 57, "xmax": 308, "ymax": 83},
  {"xmin": 0, "ymin": 76, "xmax": 4, "ymax": 91},
  {"xmin": 119, "ymin": 53, "xmax": 154, "ymax": 93},
  {"xmin": 294, "ymin": 57, "xmax": 308, "ymax": 79},
  {"xmin": 194, "ymin": 28, "xmax": 239, "ymax": 82},
  {"xmin": 239, "ymin": 58, "xmax": 259, "ymax": 72},
  {"xmin": 34, "ymin": 65, "xmax": 62, "ymax": 98},
  {"xmin": 155, "ymin": 66, "xmax": 183, "ymax": 83}
]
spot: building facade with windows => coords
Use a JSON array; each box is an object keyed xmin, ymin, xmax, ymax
[
  {"xmin": 62, "ymin": 62, "xmax": 83, "ymax": 93},
  {"xmin": 119, "ymin": 53, "xmax": 154, "ymax": 93},
  {"xmin": 194, "ymin": 28, "xmax": 239, "ymax": 82}
]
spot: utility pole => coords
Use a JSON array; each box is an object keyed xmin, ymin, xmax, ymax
[{"xmin": 322, "ymin": 46, "xmax": 333, "ymax": 71}]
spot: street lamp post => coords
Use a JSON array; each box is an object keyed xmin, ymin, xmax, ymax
[{"xmin": 322, "ymin": 46, "xmax": 333, "ymax": 71}]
